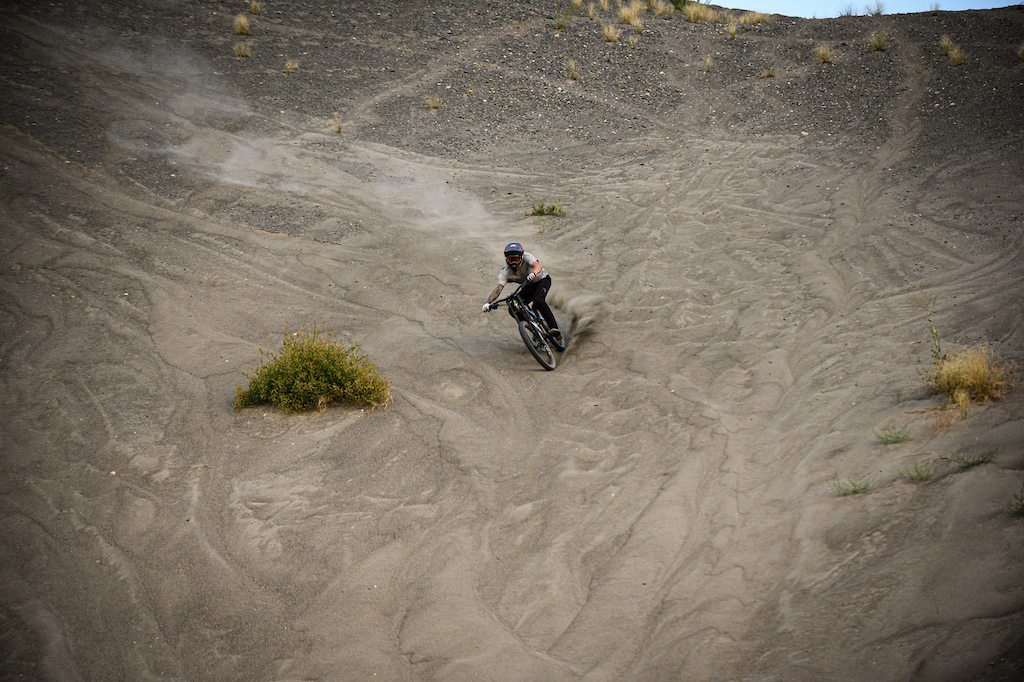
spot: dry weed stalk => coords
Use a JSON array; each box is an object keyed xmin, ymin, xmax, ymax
[
  {"xmin": 568, "ymin": 59, "xmax": 580, "ymax": 80},
  {"xmin": 234, "ymin": 14, "xmax": 249, "ymax": 35}
]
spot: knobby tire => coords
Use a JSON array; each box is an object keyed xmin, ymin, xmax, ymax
[{"xmin": 518, "ymin": 320, "xmax": 556, "ymax": 370}]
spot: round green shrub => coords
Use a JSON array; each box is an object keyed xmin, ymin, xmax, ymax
[{"xmin": 234, "ymin": 323, "xmax": 391, "ymax": 413}]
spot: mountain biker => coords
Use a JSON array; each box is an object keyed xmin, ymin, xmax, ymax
[{"xmin": 482, "ymin": 241, "xmax": 563, "ymax": 345}]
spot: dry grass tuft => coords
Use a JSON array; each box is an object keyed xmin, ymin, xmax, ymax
[
  {"xmin": 250, "ymin": 1, "xmax": 263, "ymax": 15},
  {"xmin": 628, "ymin": 35, "xmax": 639, "ymax": 49},
  {"xmin": 704, "ymin": 55, "xmax": 713, "ymax": 72},
  {"xmin": 234, "ymin": 14, "xmax": 249, "ymax": 36},
  {"xmin": 283, "ymin": 59, "xmax": 299, "ymax": 73},
  {"xmin": 739, "ymin": 11, "xmax": 770, "ymax": 25},
  {"xmin": 683, "ymin": 3, "xmax": 719, "ymax": 24},
  {"xmin": 866, "ymin": 1, "xmax": 885, "ymax": 16},
  {"xmin": 425, "ymin": 95, "xmax": 441, "ymax": 109},
  {"xmin": 1018, "ymin": 42, "xmax": 1024, "ymax": 60},
  {"xmin": 599, "ymin": 0, "xmax": 610, "ymax": 12},
  {"xmin": 603, "ymin": 23, "xmax": 620, "ymax": 42},
  {"xmin": 568, "ymin": 59, "xmax": 580, "ymax": 80},
  {"xmin": 619, "ymin": 1, "xmax": 641, "ymax": 25},
  {"xmin": 655, "ymin": 1, "xmax": 674, "ymax": 19},
  {"xmin": 939, "ymin": 34, "xmax": 954, "ymax": 55},
  {"xmin": 869, "ymin": 32, "xmax": 887, "ymax": 51},
  {"xmin": 728, "ymin": 23, "xmax": 737, "ymax": 39},
  {"xmin": 233, "ymin": 42, "xmax": 251, "ymax": 58},
  {"xmin": 761, "ymin": 67, "xmax": 775, "ymax": 78},
  {"xmin": 587, "ymin": 2, "xmax": 596, "ymax": 19},
  {"xmin": 948, "ymin": 45, "xmax": 965, "ymax": 65},
  {"xmin": 329, "ymin": 113, "xmax": 343, "ymax": 133},
  {"xmin": 631, "ymin": 16, "xmax": 644, "ymax": 33},
  {"xmin": 928, "ymin": 345, "xmax": 1015, "ymax": 418},
  {"xmin": 816, "ymin": 43, "xmax": 834, "ymax": 64}
]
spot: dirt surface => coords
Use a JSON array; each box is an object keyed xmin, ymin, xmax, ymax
[{"xmin": 2, "ymin": 1, "xmax": 1024, "ymax": 680}]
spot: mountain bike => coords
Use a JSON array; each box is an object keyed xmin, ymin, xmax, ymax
[{"xmin": 486, "ymin": 283, "xmax": 565, "ymax": 370}]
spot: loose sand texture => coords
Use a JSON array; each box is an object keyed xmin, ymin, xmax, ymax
[{"xmin": 2, "ymin": 1, "xmax": 1023, "ymax": 679}]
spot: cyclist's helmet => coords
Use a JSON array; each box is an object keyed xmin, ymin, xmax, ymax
[{"xmin": 504, "ymin": 241, "xmax": 524, "ymax": 269}]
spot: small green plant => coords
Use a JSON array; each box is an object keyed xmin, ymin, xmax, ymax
[
  {"xmin": 555, "ymin": 0, "xmax": 574, "ymax": 29},
  {"xmin": 874, "ymin": 422, "xmax": 910, "ymax": 444},
  {"xmin": 901, "ymin": 461, "xmax": 934, "ymax": 482},
  {"xmin": 528, "ymin": 202, "xmax": 566, "ymax": 216},
  {"xmin": 816, "ymin": 43, "xmax": 834, "ymax": 64},
  {"xmin": 234, "ymin": 322, "xmax": 391, "ymax": 413},
  {"xmin": 830, "ymin": 474, "xmax": 874, "ymax": 497},
  {"xmin": 233, "ymin": 42, "xmax": 252, "ymax": 58},
  {"xmin": 234, "ymin": 14, "xmax": 250, "ymax": 35},
  {"xmin": 951, "ymin": 450, "xmax": 995, "ymax": 470},
  {"xmin": 869, "ymin": 32, "xmax": 887, "ymax": 51},
  {"xmin": 1008, "ymin": 482, "xmax": 1024, "ymax": 517}
]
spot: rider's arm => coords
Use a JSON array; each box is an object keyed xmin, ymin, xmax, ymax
[
  {"xmin": 531, "ymin": 260, "xmax": 543, "ymax": 276},
  {"xmin": 486, "ymin": 284, "xmax": 504, "ymax": 304}
]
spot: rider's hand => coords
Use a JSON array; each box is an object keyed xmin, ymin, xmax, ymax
[
  {"xmin": 527, "ymin": 271, "xmax": 538, "ymax": 283},
  {"xmin": 482, "ymin": 303, "xmax": 491, "ymax": 313}
]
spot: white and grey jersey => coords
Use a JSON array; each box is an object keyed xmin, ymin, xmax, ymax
[{"xmin": 499, "ymin": 252, "xmax": 547, "ymax": 285}]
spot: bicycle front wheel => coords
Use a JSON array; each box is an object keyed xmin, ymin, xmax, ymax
[{"xmin": 519, "ymin": 320, "xmax": 556, "ymax": 370}]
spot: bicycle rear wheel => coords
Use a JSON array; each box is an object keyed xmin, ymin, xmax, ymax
[{"xmin": 519, "ymin": 320, "xmax": 556, "ymax": 370}]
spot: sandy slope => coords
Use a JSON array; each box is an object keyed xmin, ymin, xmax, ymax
[{"xmin": 2, "ymin": 2, "xmax": 1023, "ymax": 680}]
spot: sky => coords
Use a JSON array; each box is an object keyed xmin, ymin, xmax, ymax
[{"xmin": 732, "ymin": 0, "xmax": 1018, "ymax": 19}]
